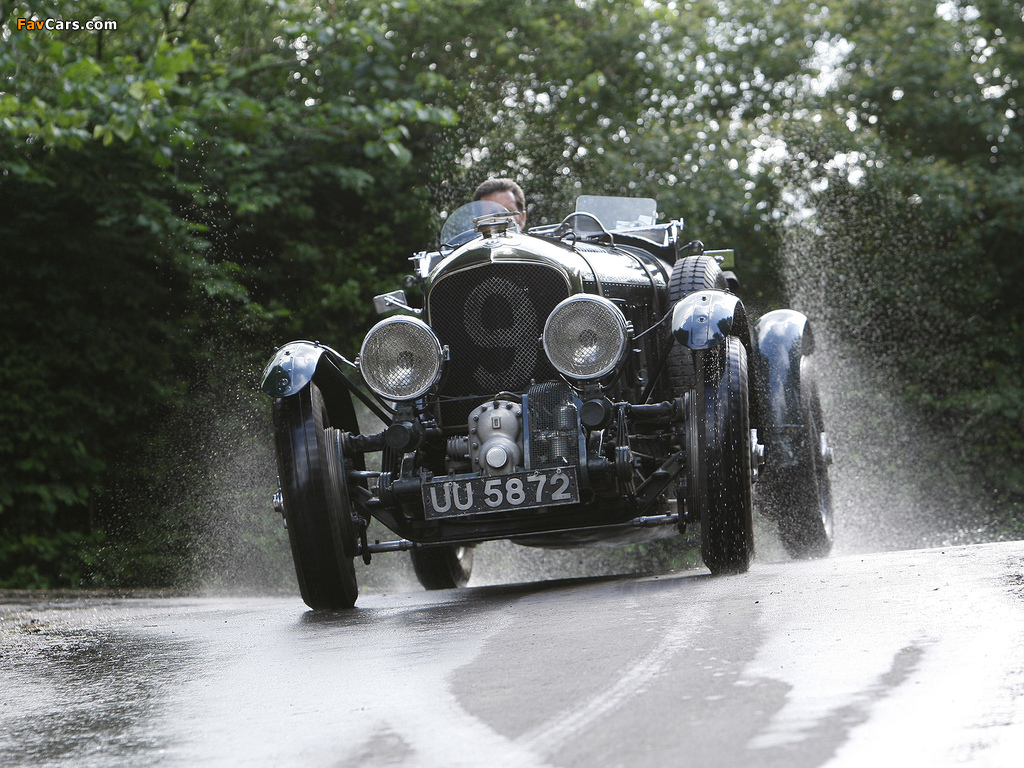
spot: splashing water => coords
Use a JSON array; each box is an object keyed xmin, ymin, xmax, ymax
[
  {"xmin": 777, "ymin": 185, "xmax": 998, "ymax": 555},
  {"xmin": 185, "ymin": 178, "xmax": 1009, "ymax": 596}
]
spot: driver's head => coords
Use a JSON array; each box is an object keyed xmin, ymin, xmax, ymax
[{"xmin": 473, "ymin": 178, "xmax": 526, "ymax": 229}]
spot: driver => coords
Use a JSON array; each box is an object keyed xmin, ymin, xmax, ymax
[{"xmin": 473, "ymin": 178, "xmax": 526, "ymax": 230}]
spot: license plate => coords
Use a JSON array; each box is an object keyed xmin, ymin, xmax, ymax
[{"xmin": 422, "ymin": 467, "xmax": 580, "ymax": 519}]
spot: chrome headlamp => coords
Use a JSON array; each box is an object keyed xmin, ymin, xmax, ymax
[
  {"xmin": 542, "ymin": 295, "xmax": 631, "ymax": 381},
  {"xmin": 359, "ymin": 317, "xmax": 445, "ymax": 401}
]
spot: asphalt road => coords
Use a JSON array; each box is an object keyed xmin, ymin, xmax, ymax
[{"xmin": 2, "ymin": 540, "xmax": 1023, "ymax": 767}]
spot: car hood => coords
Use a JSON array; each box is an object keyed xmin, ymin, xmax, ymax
[{"xmin": 426, "ymin": 230, "xmax": 669, "ymax": 296}]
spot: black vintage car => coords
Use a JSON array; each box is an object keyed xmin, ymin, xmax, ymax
[{"xmin": 261, "ymin": 195, "xmax": 833, "ymax": 609}]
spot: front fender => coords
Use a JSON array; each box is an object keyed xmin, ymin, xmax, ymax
[
  {"xmin": 671, "ymin": 290, "xmax": 743, "ymax": 351},
  {"xmin": 261, "ymin": 341, "xmax": 326, "ymax": 398},
  {"xmin": 262, "ymin": 340, "xmax": 392, "ymax": 427}
]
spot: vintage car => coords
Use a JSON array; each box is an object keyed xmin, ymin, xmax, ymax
[{"xmin": 261, "ymin": 195, "xmax": 833, "ymax": 609}]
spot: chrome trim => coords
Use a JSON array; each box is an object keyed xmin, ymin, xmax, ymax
[
  {"xmin": 359, "ymin": 316, "xmax": 444, "ymax": 401},
  {"xmin": 542, "ymin": 295, "xmax": 631, "ymax": 381}
]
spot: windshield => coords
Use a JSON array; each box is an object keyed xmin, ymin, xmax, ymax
[
  {"xmin": 575, "ymin": 195, "xmax": 657, "ymax": 230},
  {"xmin": 439, "ymin": 200, "xmax": 512, "ymax": 246}
]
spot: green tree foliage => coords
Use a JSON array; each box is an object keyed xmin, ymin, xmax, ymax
[
  {"xmin": 1, "ymin": 0, "xmax": 452, "ymax": 585},
  {"xmin": 770, "ymin": 0, "xmax": 1024, "ymax": 513},
  {"xmin": 383, "ymin": 0, "xmax": 813, "ymax": 303},
  {"xmin": 1, "ymin": 0, "xmax": 1021, "ymax": 586}
]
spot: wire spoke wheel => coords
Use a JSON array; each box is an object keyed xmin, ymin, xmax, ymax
[{"xmin": 272, "ymin": 382, "xmax": 359, "ymax": 610}]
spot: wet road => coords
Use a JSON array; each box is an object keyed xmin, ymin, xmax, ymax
[{"xmin": 2, "ymin": 540, "xmax": 1023, "ymax": 767}]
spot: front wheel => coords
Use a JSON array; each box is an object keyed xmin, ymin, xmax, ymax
[
  {"xmin": 410, "ymin": 545, "xmax": 474, "ymax": 590},
  {"xmin": 700, "ymin": 337, "xmax": 755, "ymax": 574},
  {"xmin": 272, "ymin": 382, "xmax": 359, "ymax": 610}
]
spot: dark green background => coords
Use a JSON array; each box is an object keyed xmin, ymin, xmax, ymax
[{"xmin": 2, "ymin": 0, "xmax": 1021, "ymax": 587}]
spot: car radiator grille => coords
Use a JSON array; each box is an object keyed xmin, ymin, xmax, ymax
[{"xmin": 428, "ymin": 262, "xmax": 569, "ymax": 427}]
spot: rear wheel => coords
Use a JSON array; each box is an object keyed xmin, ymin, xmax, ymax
[
  {"xmin": 759, "ymin": 358, "xmax": 834, "ymax": 558},
  {"xmin": 272, "ymin": 382, "xmax": 359, "ymax": 610},
  {"xmin": 700, "ymin": 337, "xmax": 755, "ymax": 574},
  {"xmin": 410, "ymin": 545, "xmax": 474, "ymax": 590}
]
